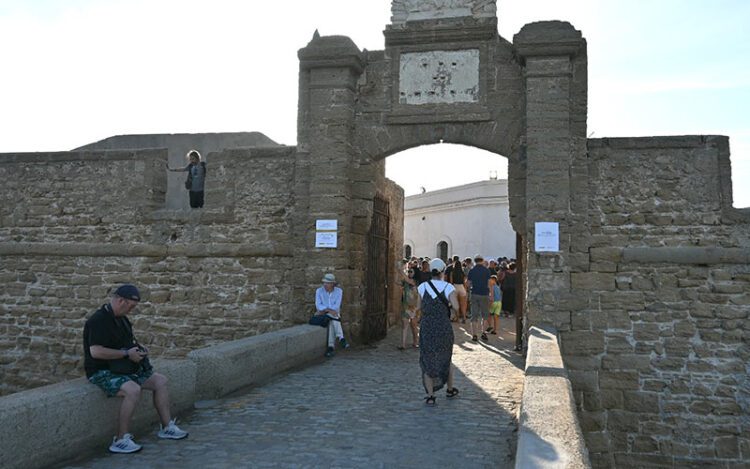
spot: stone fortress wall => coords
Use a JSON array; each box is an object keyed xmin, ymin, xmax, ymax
[
  {"xmin": 567, "ymin": 136, "xmax": 750, "ymax": 467},
  {"xmin": 0, "ymin": 143, "xmax": 404, "ymax": 396}
]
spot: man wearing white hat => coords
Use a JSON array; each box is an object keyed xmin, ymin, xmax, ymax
[{"xmin": 314, "ymin": 273, "xmax": 349, "ymax": 357}]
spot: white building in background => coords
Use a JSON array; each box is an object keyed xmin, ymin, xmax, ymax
[{"xmin": 403, "ymin": 179, "xmax": 515, "ymax": 261}]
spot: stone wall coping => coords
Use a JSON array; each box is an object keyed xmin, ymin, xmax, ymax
[
  {"xmin": 587, "ymin": 135, "xmax": 726, "ymax": 150},
  {"xmin": 0, "ymin": 149, "xmax": 165, "ymax": 164},
  {"xmin": 514, "ymin": 21, "xmax": 583, "ymax": 59},
  {"xmin": 0, "ymin": 325, "xmax": 326, "ymax": 469},
  {"xmin": 516, "ymin": 325, "xmax": 591, "ymax": 469}
]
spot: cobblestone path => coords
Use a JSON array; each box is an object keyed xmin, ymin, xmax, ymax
[{"xmin": 58, "ymin": 319, "xmax": 525, "ymax": 469}]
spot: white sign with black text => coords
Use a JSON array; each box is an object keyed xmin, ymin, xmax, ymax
[{"xmin": 534, "ymin": 222, "xmax": 559, "ymax": 252}]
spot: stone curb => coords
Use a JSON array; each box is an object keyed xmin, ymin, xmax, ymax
[{"xmin": 516, "ymin": 325, "xmax": 591, "ymax": 469}]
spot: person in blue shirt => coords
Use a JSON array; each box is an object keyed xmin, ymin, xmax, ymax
[
  {"xmin": 467, "ymin": 254, "xmax": 491, "ymax": 342},
  {"xmin": 488, "ymin": 275, "xmax": 503, "ymax": 335},
  {"xmin": 314, "ymin": 273, "xmax": 349, "ymax": 357}
]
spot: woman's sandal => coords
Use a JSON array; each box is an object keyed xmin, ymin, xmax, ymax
[
  {"xmin": 397, "ymin": 346, "xmax": 405, "ymax": 350},
  {"xmin": 446, "ymin": 387, "xmax": 460, "ymax": 398},
  {"xmin": 424, "ymin": 395, "xmax": 436, "ymax": 406}
]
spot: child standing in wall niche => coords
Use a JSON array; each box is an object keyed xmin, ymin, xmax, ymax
[{"xmin": 167, "ymin": 150, "xmax": 206, "ymax": 208}]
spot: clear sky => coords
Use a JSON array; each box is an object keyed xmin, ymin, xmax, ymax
[{"xmin": 1, "ymin": 0, "xmax": 748, "ymax": 206}]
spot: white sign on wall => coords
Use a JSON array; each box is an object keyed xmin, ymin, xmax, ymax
[
  {"xmin": 315, "ymin": 219, "xmax": 338, "ymax": 249},
  {"xmin": 315, "ymin": 232, "xmax": 338, "ymax": 249},
  {"xmin": 534, "ymin": 222, "xmax": 559, "ymax": 252},
  {"xmin": 316, "ymin": 219, "xmax": 338, "ymax": 231}
]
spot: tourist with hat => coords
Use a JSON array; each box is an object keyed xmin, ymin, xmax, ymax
[
  {"xmin": 467, "ymin": 254, "xmax": 492, "ymax": 342},
  {"xmin": 417, "ymin": 258, "xmax": 460, "ymax": 406},
  {"xmin": 314, "ymin": 273, "xmax": 349, "ymax": 357},
  {"xmin": 83, "ymin": 284, "xmax": 188, "ymax": 454}
]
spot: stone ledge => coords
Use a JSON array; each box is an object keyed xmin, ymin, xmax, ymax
[
  {"xmin": 0, "ymin": 359, "xmax": 196, "ymax": 469},
  {"xmin": 622, "ymin": 247, "xmax": 750, "ymax": 264},
  {"xmin": 188, "ymin": 324, "xmax": 327, "ymax": 399},
  {"xmin": 516, "ymin": 325, "xmax": 591, "ymax": 469},
  {"xmin": 0, "ymin": 325, "xmax": 326, "ymax": 469},
  {"xmin": 0, "ymin": 242, "xmax": 293, "ymax": 258}
]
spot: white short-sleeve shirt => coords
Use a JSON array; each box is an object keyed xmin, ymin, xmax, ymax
[{"xmin": 417, "ymin": 279, "xmax": 455, "ymax": 299}]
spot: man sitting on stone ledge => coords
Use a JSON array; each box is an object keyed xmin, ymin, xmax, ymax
[
  {"xmin": 83, "ymin": 284, "xmax": 188, "ymax": 454},
  {"xmin": 314, "ymin": 273, "xmax": 349, "ymax": 357}
]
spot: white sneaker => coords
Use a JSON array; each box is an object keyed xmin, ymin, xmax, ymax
[
  {"xmin": 157, "ymin": 419, "xmax": 188, "ymax": 440},
  {"xmin": 109, "ymin": 433, "xmax": 142, "ymax": 454}
]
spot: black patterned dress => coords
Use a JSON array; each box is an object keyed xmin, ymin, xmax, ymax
[{"xmin": 418, "ymin": 282, "xmax": 454, "ymax": 393}]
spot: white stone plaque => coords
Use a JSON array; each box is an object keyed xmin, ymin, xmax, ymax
[
  {"xmin": 399, "ymin": 49, "xmax": 480, "ymax": 105},
  {"xmin": 316, "ymin": 219, "xmax": 338, "ymax": 231},
  {"xmin": 315, "ymin": 232, "xmax": 338, "ymax": 249},
  {"xmin": 535, "ymin": 222, "xmax": 559, "ymax": 253}
]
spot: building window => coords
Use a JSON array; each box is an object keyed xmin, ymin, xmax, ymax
[
  {"xmin": 404, "ymin": 245, "xmax": 412, "ymax": 259},
  {"xmin": 437, "ymin": 241, "xmax": 448, "ymax": 261}
]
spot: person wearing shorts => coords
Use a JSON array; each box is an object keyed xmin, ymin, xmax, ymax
[
  {"xmin": 467, "ymin": 255, "xmax": 491, "ymax": 342},
  {"xmin": 84, "ymin": 284, "xmax": 188, "ymax": 454},
  {"xmin": 488, "ymin": 275, "xmax": 503, "ymax": 335}
]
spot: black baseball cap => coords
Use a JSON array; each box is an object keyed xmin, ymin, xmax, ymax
[{"xmin": 114, "ymin": 284, "xmax": 141, "ymax": 302}]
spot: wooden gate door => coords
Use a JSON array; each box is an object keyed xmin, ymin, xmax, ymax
[{"xmin": 363, "ymin": 195, "xmax": 389, "ymax": 343}]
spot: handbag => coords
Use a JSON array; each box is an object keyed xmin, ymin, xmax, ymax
[
  {"xmin": 184, "ymin": 172, "xmax": 192, "ymax": 190},
  {"xmin": 309, "ymin": 314, "xmax": 330, "ymax": 328},
  {"xmin": 109, "ymin": 357, "xmax": 140, "ymax": 375}
]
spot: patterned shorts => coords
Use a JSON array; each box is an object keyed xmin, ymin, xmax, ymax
[{"xmin": 88, "ymin": 368, "xmax": 154, "ymax": 397}]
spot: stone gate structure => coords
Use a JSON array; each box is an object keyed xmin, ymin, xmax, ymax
[{"xmin": 0, "ymin": 1, "xmax": 748, "ymax": 467}]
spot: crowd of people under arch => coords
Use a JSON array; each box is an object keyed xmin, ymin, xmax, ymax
[{"xmin": 399, "ymin": 254, "xmax": 518, "ymax": 350}]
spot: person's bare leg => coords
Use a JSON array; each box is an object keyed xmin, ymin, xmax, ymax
[
  {"xmin": 410, "ymin": 318, "xmax": 419, "ymax": 346},
  {"xmin": 401, "ymin": 318, "xmax": 409, "ymax": 348},
  {"xmin": 116, "ymin": 381, "xmax": 142, "ymax": 438},
  {"xmin": 142, "ymin": 373, "xmax": 171, "ymax": 427},
  {"xmin": 423, "ymin": 374, "xmax": 434, "ymax": 398}
]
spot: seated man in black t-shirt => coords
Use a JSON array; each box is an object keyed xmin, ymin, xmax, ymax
[{"xmin": 83, "ymin": 284, "xmax": 188, "ymax": 454}]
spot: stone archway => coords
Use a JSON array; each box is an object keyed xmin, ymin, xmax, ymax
[{"xmin": 294, "ymin": 3, "xmax": 587, "ymax": 343}]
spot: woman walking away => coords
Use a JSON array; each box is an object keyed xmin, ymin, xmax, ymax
[
  {"xmin": 167, "ymin": 150, "xmax": 206, "ymax": 208},
  {"xmin": 399, "ymin": 264, "xmax": 420, "ymax": 350},
  {"xmin": 417, "ymin": 258, "xmax": 460, "ymax": 406}
]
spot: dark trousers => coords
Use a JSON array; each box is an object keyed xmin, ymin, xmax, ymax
[{"xmin": 189, "ymin": 191, "xmax": 204, "ymax": 208}]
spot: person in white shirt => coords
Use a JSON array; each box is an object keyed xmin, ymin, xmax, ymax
[{"xmin": 314, "ymin": 273, "xmax": 349, "ymax": 357}]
